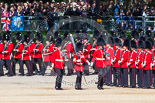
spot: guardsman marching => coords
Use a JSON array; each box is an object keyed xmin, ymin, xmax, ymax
[
  {"xmin": 41, "ymin": 36, "xmax": 54, "ymax": 75},
  {"xmin": 135, "ymin": 40, "xmax": 145, "ymax": 88},
  {"xmin": 83, "ymin": 34, "xmax": 91, "ymax": 75},
  {"xmin": 33, "ymin": 32, "xmax": 43, "ymax": 75},
  {"xmin": 111, "ymin": 38, "xmax": 121, "ymax": 86},
  {"xmin": 51, "ymin": 38, "xmax": 64, "ymax": 90},
  {"xmin": 21, "ymin": 35, "xmax": 32, "ymax": 76},
  {"xmin": 105, "ymin": 37, "xmax": 114, "ymax": 86},
  {"xmin": 119, "ymin": 39, "xmax": 130, "ymax": 87},
  {"xmin": 12, "ymin": 32, "xmax": 23, "ymax": 75},
  {"xmin": 26, "ymin": 32, "xmax": 35, "ymax": 73},
  {"xmin": 0, "ymin": 35, "xmax": 4, "ymax": 76},
  {"xmin": 143, "ymin": 41, "xmax": 152, "ymax": 88},
  {"xmin": 91, "ymin": 37, "xmax": 106, "ymax": 90},
  {"xmin": 90, "ymin": 33, "xmax": 99, "ymax": 74},
  {"xmin": 128, "ymin": 40, "xmax": 137, "ymax": 88},
  {"xmin": 2, "ymin": 33, "xmax": 13, "ymax": 77},
  {"xmin": 73, "ymin": 42, "xmax": 90, "ymax": 90},
  {"xmin": 63, "ymin": 31, "xmax": 74, "ymax": 76}
]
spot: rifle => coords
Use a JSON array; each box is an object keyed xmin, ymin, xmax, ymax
[
  {"xmin": 128, "ymin": 49, "xmax": 131, "ymax": 68},
  {"xmin": 83, "ymin": 40, "xmax": 90, "ymax": 50},
  {"xmin": 62, "ymin": 41, "xmax": 70, "ymax": 60},
  {"xmin": 14, "ymin": 39, "xmax": 23, "ymax": 50}
]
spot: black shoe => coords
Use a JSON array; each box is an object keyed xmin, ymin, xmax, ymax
[
  {"xmin": 26, "ymin": 74, "xmax": 32, "ymax": 76},
  {"xmin": 92, "ymin": 72, "xmax": 98, "ymax": 75},
  {"xmin": 75, "ymin": 86, "xmax": 82, "ymax": 90},
  {"xmin": 66, "ymin": 74, "xmax": 71, "ymax": 76},
  {"xmin": 97, "ymin": 86, "xmax": 104, "ymax": 90},
  {"xmin": 18, "ymin": 73, "xmax": 24, "ymax": 76},
  {"xmin": 55, "ymin": 86, "xmax": 63, "ymax": 90},
  {"xmin": 7, "ymin": 74, "xmax": 13, "ymax": 77},
  {"xmin": 0, "ymin": 74, "xmax": 4, "ymax": 76}
]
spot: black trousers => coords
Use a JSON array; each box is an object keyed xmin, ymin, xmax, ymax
[
  {"xmin": 3, "ymin": 59, "xmax": 13, "ymax": 75},
  {"xmin": 21, "ymin": 60, "xmax": 32, "ymax": 75},
  {"xmin": 75, "ymin": 71, "xmax": 82, "ymax": 88},
  {"xmin": 33, "ymin": 58, "xmax": 42, "ymax": 73},
  {"xmin": 130, "ymin": 68, "xmax": 136, "ymax": 87},
  {"xmin": 56, "ymin": 68, "xmax": 64, "ymax": 88},
  {"xmin": 137, "ymin": 69, "xmax": 144, "ymax": 88},
  {"xmin": 66, "ymin": 58, "xmax": 73, "ymax": 74},
  {"xmin": 41, "ymin": 61, "xmax": 51, "ymax": 75},
  {"xmin": 98, "ymin": 67, "xmax": 105, "ymax": 87},
  {"xmin": 153, "ymin": 70, "xmax": 155, "ymax": 88},
  {"xmin": 0, "ymin": 59, "xmax": 4, "ymax": 75},
  {"xmin": 121, "ymin": 68, "xmax": 128, "ymax": 87},
  {"xmin": 12, "ymin": 58, "xmax": 22, "ymax": 75},
  {"xmin": 144, "ymin": 70, "xmax": 151, "ymax": 88},
  {"xmin": 113, "ymin": 67, "xmax": 121, "ymax": 86},
  {"xmin": 105, "ymin": 65, "xmax": 112, "ymax": 85}
]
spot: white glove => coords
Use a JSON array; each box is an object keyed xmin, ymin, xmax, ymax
[
  {"xmin": 90, "ymin": 62, "xmax": 94, "ymax": 67},
  {"xmin": 51, "ymin": 63, "xmax": 54, "ymax": 68},
  {"xmin": 111, "ymin": 59, "xmax": 114, "ymax": 64},
  {"xmin": 118, "ymin": 61, "xmax": 121, "ymax": 65},
  {"xmin": 151, "ymin": 63, "xmax": 154, "ymax": 68},
  {"xmin": 87, "ymin": 61, "xmax": 90, "ymax": 66},
  {"xmin": 127, "ymin": 62, "xmax": 130, "ymax": 67},
  {"xmin": 76, "ymin": 59, "xmax": 80, "ymax": 63}
]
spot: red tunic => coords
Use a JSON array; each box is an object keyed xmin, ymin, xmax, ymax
[
  {"xmin": 43, "ymin": 43, "xmax": 54, "ymax": 62},
  {"xmin": 129, "ymin": 50, "xmax": 137, "ymax": 68},
  {"xmin": 51, "ymin": 49, "xmax": 64, "ymax": 69},
  {"xmin": 137, "ymin": 49, "xmax": 144, "ymax": 69},
  {"xmin": 113, "ymin": 48, "xmax": 121, "ymax": 67},
  {"xmin": 22, "ymin": 46, "xmax": 31, "ymax": 61},
  {"xmin": 120, "ymin": 50, "xmax": 129, "ymax": 68},
  {"xmin": 144, "ymin": 50, "xmax": 152, "ymax": 70},
  {"xmin": 83, "ymin": 43, "xmax": 91, "ymax": 59},
  {"xmin": 73, "ymin": 53, "xmax": 87, "ymax": 72},
  {"xmin": 33, "ymin": 44, "xmax": 43, "ymax": 58},
  {"xmin": 14, "ymin": 43, "xmax": 23, "ymax": 59},
  {"xmin": 105, "ymin": 46, "xmax": 114, "ymax": 66},
  {"xmin": 91, "ymin": 49, "xmax": 106, "ymax": 68},
  {"xmin": 0, "ymin": 43, "xmax": 3, "ymax": 59},
  {"xmin": 64, "ymin": 42, "xmax": 73, "ymax": 59},
  {"xmin": 91, "ymin": 41, "xmax": 98, "ymax": 57},
  {"xmin": 3, "ymin": 42, "xmax": 13, "ymax": 60},
  {"xmin": 30, "ymin": 42, "xmax": 35, "ymax": 58}
]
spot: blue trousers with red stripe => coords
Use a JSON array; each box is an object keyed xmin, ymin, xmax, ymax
[
  {"xmin": 130, "ymin": 68, "xmax": 136, "ymax": 87},
  {"xmin": 121, "ymin": 68, "xmax": 128, "ymax": 87},
  {"xmin": 137, "ymin": 69, "xmax": 144, "ymax": 88},
  {"xmin": 153, "ymin": 70, "xmax": 155, "ymax": 88},
  {"xmin": 144, "ymin": 70, "xmax": 151, "ymax": 88},
  {"xmin": 105, "ymin": 65, "xmax": 112, "ymax": 85}
]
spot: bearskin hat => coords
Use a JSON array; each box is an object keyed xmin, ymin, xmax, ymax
[
  {"xmin": 138, "ymin": 40, "xmax": 144, "ymax": 49},
  {"xmin": 97, "ymin": 37, "xmax": 105, "ymax": 46},
  {"xmin": 114, "ymin": 38, "xmax": 121, "ymax": 46},
  {"xmin": 54, "ymin": 37, "xmax": 62, "ymax": 47},
  {"xmin": 145, "ymin": 40, "xmax": 152, "ymax": 50},
  {"xmin": 130, "ymin": 40, "xmax": 137, "ymax": 49},
  {"xmin": 123, "ymin": 39, "xmax": 130, "ymax": 49},
  {"xmin": 76, "ymin": 42, "xmax": 83, "ymax": 52},
  {"xmin": 15, "ymin": 32, "xmax": 22, "ymax": 40}
]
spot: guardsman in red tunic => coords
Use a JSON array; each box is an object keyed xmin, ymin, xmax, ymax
[
  {"xmin": 33, "ymin": 32, "xmax": 43, "ymax": 75},
  {"xmin": 63, "ymin": 32, "xmax": 74, "ymax": 76},
  {"xmin": 90, "ymin": 33, "xmax": 99, "ymax": 74},
  {"xmin": 111, "ymin": 38, "xmax": 121, "ymax": 86},
  {"xmin": 91, "ymin": 37, "xmax": 106, "ymax": 90},
  {"xmin": 12, "ymin": 32, "xmax": 23, "ymax": 75},
  {"xmin": 151, "ymin": 47, "xmax": 155, "ymax": 88},
  {"xmin": 83, "ymin": 34, "xmax": 91, "ymax": 75},
  {"xmin": 2, "ymin": 33, "xmax": 13, "ymax": 77},
  {"xmin": 119, "ymin": 39, "xmax": 130, "ymax": 87},
  {"xmin": 105, "ymin": 37, "xmax": 114, "ymax": 86},
  {"xmin": 21, "ymin": 35, "xmax": 32, "ymax": 76},
  {"xmin": 41, "ymin": 36, "xmax": 54, "ymax": 75},
  {"xmin": 0, "ymin": 36, "xmax": 4, "ymax": 76},
  {"xmin": 135, "ymin": 40, "xmax": 145, "ymax": 88},
  {"xmin": 128, "ymin": 40, "xmax": 137, "ymax": 88},
  {"xmin": 143, "ymin": 41, "xmax": 152, "ymax": 88},
  {"xmin": 51, "ymin": 38, "xmax": 64, "ymax": 90},
  {"xmin": 73, "ymin": 42, "xmax": 90, "ymax": 90}
]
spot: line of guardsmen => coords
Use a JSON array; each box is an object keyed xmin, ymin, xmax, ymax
[{"xmin": 0, "ymin": 29, "xmax": 155, "ymax": 90}]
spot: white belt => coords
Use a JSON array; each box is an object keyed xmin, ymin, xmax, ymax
[
  {"xmin": 96, "ymin": 58, "xmax": 105, "ymax": 60},
  {"xmin": 55, "ymin": 59, "xmax": 63, "ymax": 62}
]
